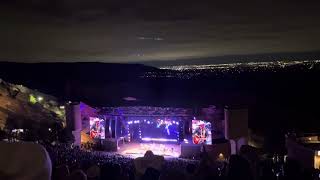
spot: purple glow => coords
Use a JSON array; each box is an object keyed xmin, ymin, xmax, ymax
[{"xmin": 141, "ymin": 138, "xmax": 177, "ymax": 142}]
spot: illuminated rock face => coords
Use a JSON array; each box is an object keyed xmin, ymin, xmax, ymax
[{"xmin": 0, "ymin": 78, "xmax": 65, "ymax": 130}]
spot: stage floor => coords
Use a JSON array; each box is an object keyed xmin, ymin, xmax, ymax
[{"xmin": 118, "ymin": 142, "xmax": 181, "ymax": 158}]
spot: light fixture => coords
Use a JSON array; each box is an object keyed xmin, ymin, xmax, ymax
[
  {"xmin": 37, "ymin": 96, "xmax": 43, "ymax": 102},
  {"xmin": 141, "ymin": 138, "xmax": 177, "ymax": 142}
]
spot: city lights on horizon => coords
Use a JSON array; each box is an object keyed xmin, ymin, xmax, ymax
[
  {"xmin": 159, "ymin": 60, "xmax": 320, "ymax": 71},
  {"xmin": 142, "ymin": 60, "xmax": 320, "ymax": 79}
]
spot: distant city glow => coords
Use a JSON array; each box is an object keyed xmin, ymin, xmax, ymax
[
  {"xmin": 137, "ymin": 37, "xmax": 164, "ymax": 41},
  {"xmin": 142, "ymin": 60, "xmax": 320, "ymax": 79},
  {"xmin": 160, "ymin": 60, "xmax": 320, "ymax": 71}
]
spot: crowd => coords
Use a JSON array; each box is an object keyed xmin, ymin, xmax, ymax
[
  {"xmin": 45, "ymin": 143, "xmax": 135, "ymax": 180},
  {"xmin": 42, "ymin": 143, "xmax": 259, "ymax": 180},
  {"xmin": 45, "ymin": 143, "xmax": 204, "ymax": 180},
  {"xmin": 43, "ymin": 143, "xmax": 320, "ymax": 180},
  {"xmin": 1, "ymin": 140, "xmax": 320, "ymax": 180}
]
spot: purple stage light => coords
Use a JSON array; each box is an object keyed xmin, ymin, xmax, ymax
[{"xmin": 141, "ymin": 138, "xmax": 177, "ymax": 142}]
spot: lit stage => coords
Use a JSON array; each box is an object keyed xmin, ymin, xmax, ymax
[{"xmin": 118, "ymin": 143, "xmax": 181, "ymax": 158}]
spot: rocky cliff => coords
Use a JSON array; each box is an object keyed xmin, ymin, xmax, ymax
[{"xmin": 0, "ymin": 78, "xmax": 65, "ymax": 130}]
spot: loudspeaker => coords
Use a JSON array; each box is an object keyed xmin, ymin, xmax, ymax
[
  {"xmin": 102, "ymin": 139, "xmax": 117, "ymax": 152},
  {"xmin": 181, "ymin": 143, "xmax": 201, "ymax": 158}
]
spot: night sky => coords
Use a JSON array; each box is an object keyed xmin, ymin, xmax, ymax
[{"xmin": 1, "ymin": 0, "xmax": 320, "ymax": 64}]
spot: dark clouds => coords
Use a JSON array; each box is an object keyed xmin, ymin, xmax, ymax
[{"xmin": 1, "ymin": 0, "xmax": 320, "ymax": 63}]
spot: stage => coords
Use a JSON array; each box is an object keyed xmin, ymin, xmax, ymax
[{"xmin": 118, "ymin": 143, "xmax": 181, "ymax": 158}]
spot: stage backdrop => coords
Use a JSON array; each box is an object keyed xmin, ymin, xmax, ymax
[{"xmin": 125, "ymin": 117, "xmax": 183, "ymax": 143}]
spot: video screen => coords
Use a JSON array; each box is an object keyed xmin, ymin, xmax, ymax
[
  {"xmin": 192, "ymin": 120, "xmax": 212, "ymax": 145},
  {"xmin": 127, "ymin": 118, "xmax": 180, "ymax": 142},
  {"xmin": 141, "ymin": 119, "xmax": 179, "ymax": 140},
  {"xmin": 89, "ymin": 117, "xmax": 105, "ymax": 139}
]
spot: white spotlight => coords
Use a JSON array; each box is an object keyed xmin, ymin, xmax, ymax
[{"xmin": 37, "ymin": 96, "xmax": 43, "ymax": 102}]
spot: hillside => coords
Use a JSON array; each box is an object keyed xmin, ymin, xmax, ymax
[
  {"xmin": 0, "ymin": 62, "xmax": 161, "ymax": 106},
  {"xmin": 0, "ymin": 78, "xmax": 65, "ymax": 130}
]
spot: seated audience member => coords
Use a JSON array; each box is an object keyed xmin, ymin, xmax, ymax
[
  {"xmin": 283, "ymin": 159, "xmax": 302, "ymax": 180},
  {"xmin": 185, "ymin": 163, "xmax": 196, "ymax": 180},
  {"xmin": 54, "ymin": 165, "xmax": 70, "ymax": 180},
  {"xmin": 0, "ymin": 141, "xmax": 52, "ymax": 180},
  {"xmin": 134, "ymin": 150, "xmax": 164, "ymax": 178},
  {"xmin": 159, "ymin": 169, "xmax": 185, "ymax": 180},
  {"xmin": 67, "ymin": 169, "xmax": 87, "ymax": 180},
  {"xmin": 86, "ymin": 164, "xmax": 100, "ymax": 180},
  {"xmin": 227, "ymin": 155, "xmax": 253, "ymax": 180},
  {"xmin": 142, "ymin": 167, "xmax": 161, "ymax": 180}
]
